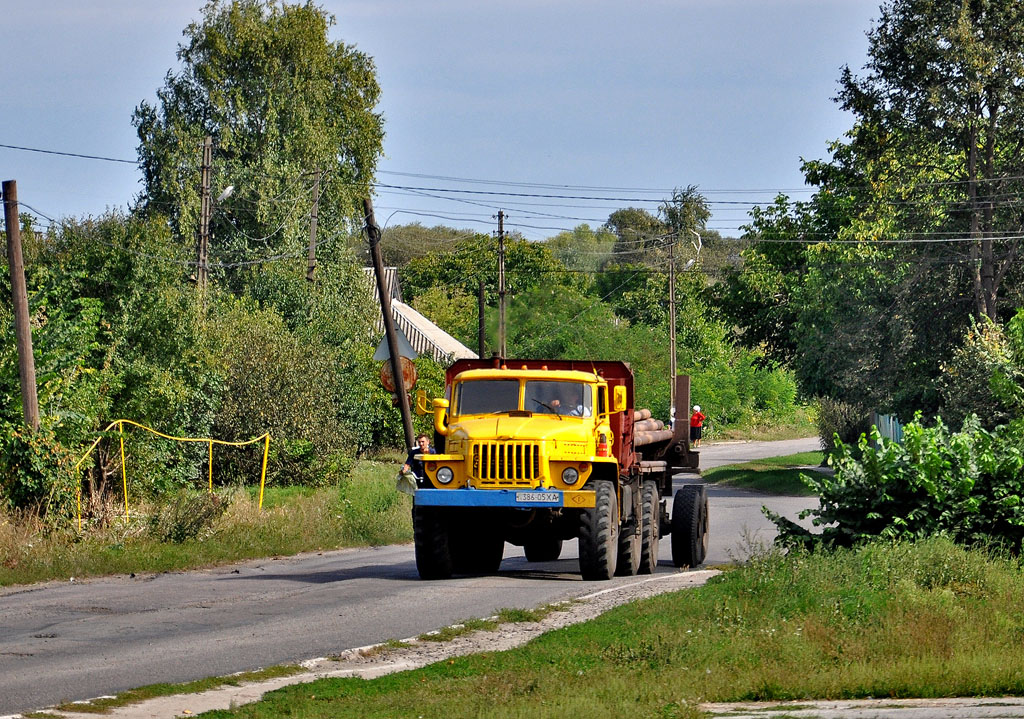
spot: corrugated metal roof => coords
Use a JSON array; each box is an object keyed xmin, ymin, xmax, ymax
[
  {"xmin": 364, "ymin": 266, "xmax": 402, "ymax": 304},
  {"xmin": 363, "ymin": 267, "xmax": 478, "ymax": 365}
]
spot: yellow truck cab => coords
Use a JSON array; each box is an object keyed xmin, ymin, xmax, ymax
[
  {"xmin": 413, "ymin": 358, "xmax": 704, "ymax": 581},
  {"xmin": 421, "ymin": 366, "xmax": 620, "ymax": 498}
]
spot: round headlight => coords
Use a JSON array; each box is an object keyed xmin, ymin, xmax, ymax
[
  {"xmin": 561, "ymin": 467, "xmax": 579, "ymax": 485},
  {"xmin": 436, "ymin": 466, "xmax": 454, "ymax": 485}
]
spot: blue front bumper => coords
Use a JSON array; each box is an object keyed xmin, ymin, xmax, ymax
[{"xmin": 414, "ymin": 488, "xmax": 596, "ymax": 509}]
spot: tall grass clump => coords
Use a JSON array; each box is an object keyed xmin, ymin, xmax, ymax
[{"xmin": 203, "ymin": 538, "xmax": 1024, "ymax": 719}]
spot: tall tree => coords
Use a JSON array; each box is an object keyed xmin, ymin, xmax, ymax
[
  {"xmin": 838, "ymin": 0, "xmax": 1024, "ymax": 319},
  {"xmin": 604, "ymin": 207, "xmax": 667, "ymax": 263},
  {"xmin": 133, "ymin": 0, "xmax": 384, "ymax": 273}
]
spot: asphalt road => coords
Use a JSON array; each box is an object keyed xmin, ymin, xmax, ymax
[{"xmin": 0, "ymin": 437, "xmax": 820, "ymax": 715}]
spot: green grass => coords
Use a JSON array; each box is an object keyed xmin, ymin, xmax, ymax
[
  {"xmin": 196, "ymin": 538, "xmax": 1024, "ymax": 719},
  {"xmin": 702, "ymin": 451, "xmax": 825, "ymax": 495},
  {"xmin": 53, "ymin": 665, "xmax": 305, "ymax": 714},
  {"xmin": 0, "ymin": 456, "xmax": 412, "ymax": 587}
]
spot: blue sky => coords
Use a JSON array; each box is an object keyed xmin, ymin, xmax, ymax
[{"xmin": 1, "ymin": 1, "xmax": 878, "ymax": 240}]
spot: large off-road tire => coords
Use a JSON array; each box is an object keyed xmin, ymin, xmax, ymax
[
  {"xmin": 524, "ymin": 537, "xmax": 563, "ymax": 562},
  {"xmin": 671, "ymin": 484, "xmax": 709, "ymax": 568},
  {"xmin": 579, "ymin": 479, "xmax": 619, "ymax": 580},
  {"xmin": 616, "ymin": 524, "xmax": 641, "ymax": 576},
  {"xmin": 638, "ymin": 480, "xmax": 661, "ymax": 574},
  {"xmin": 615, "ymin": 483, "xmax": 641, "ymax": 576},
  {"xmin": 413, "ymin": 505, "xmax": 453, "ymax": 579}
]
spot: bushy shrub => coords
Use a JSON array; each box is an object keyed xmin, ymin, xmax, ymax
[
  {"xmin": 0, "ymin": 423, "xmax": 76, "ymax": 517},
  {"xmin": 769, "ymin": 415, "xmax": 1024, "ymax": 552},
  {"xmin": 208, "ymin": 299, "xmax": 355, "ymax": 486},
  {"xmin": 939, "ymin": 317, "xmax": 1023, "ymax": 430},
  {"xmin": 816, "ymin": 396, "xmax": 871, "ymax": 456}
]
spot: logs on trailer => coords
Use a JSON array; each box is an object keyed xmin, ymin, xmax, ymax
[
  {"xmin": 634, "ymin": 429, "xmax": 674, "ymax": 447},
  {"xmin": 633, "ymin": 418, "xmax": 664, "ymax": 432},
  {"xmin": 633, "ymin": 409, "xmax": 669, "ymax": 446}
]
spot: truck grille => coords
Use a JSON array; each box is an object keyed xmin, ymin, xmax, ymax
[{"xmin": 471, "ymin": 441, "xmax": 543, "ymax": 487}]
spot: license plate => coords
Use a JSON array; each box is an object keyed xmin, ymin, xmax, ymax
[{"xmin": 516, "ymin": 492, "xmax": 560, "ymax": 503}]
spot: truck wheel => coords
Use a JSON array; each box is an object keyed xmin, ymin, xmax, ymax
[
  {"xmin": 671, "ymin": 485, "xmax": 709, "ymax": 568},
  {"xmin": 638, "ymin": 480, "xmax": 660, "ymax": 574},
  {"xmin": 616, "ymin": 523, "xmax": 641, "ymax": 576},
  {"xmin": 524, "ymin": 537, "xmax": 563, "ymax": 562},
  {"xmin": 413, "ymin": 505, "xmax": 453, "ymax": 579},
  {"xmin": 579, "ymin": 479, "xmax": 619, "ymax": 580}
]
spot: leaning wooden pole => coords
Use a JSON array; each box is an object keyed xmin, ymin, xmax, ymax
[
  {"xmin": 364, "ymin": 197, "xmax": 415, "ymax": 448},
  {"xmin": 2, "ymin": 180, "xmax": 39, "ymax": 432}
]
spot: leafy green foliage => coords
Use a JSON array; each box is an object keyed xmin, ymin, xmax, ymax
[
  {"xmin": 207, "ymin": 296, "xmax": 354, "ymax": 486},
  {"xmin": 1, "ymin": 215, "xmax": 220, "ymax": 511},
  {"xmin": 604, "ymin": 207, "xmax": 666, "ymax": 260},
  {"xmin": 375, "ymin": 223, "xmax": 476, "ymax": 268},
  {"xmin": 399, "ymin": 232, "xmax": 572, "ymax": 304},
  {"xmin": 834, "ymin": 0, "xmax": 1024, "ymax": 320},
  {"xmin": 410, "ymin": 287, "xmax": 478, "ymax": 349},
  {"xmin": 0, "ymin": 423, "xmax": 76, "ymax": 515},
  {"xmin": 770, "ymin": 416, "xmax": 1024, "ymax": 552},
  {"xmin": 939, "ymin": 316, "xmax": 1024, "ymax": 430},
  {"xmin": 133, "ymin": 0, "xmax": 384, "ymax": 267},
  {"xmin": 543, "ymin": 224, "xmax": 616, "ymax": 274}
]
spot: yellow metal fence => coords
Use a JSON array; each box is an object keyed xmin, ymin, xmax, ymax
[{"xmin": 73, "ymin": 419, "xmax": 271, "ymax": 531}]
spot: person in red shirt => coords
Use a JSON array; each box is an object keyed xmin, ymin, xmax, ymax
[{"xmin": 689, "ymin": 405, "xmax": 706, "ymax": 448}]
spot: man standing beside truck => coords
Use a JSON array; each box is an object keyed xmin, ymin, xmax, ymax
[{"xmin": 402, "ymin": 434, "xmax": 435, "ymax": 488}]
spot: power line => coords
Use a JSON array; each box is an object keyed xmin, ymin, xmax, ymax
[{"xmin": 0, "ymin": 142, "xmax": 137, "ymax": 165}]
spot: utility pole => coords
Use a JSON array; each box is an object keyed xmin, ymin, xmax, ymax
[
  {"xmin": 197, "ymin": 136, "xmax": 212, "ymax": 295},
  {"xmin": 306, "ymin": 172, "xmax": 321, "ymax": 282},
  {"xmin": 478, "ymin": 279, "xmax": 486, "ymax": 358},
  {"xmin": 668, "ymin": 236, "xmax": 677, "ymax": 425},
  {"xmin": 364, "ymin": 197, "xmax": 415, "ymax": 448},
  {"xmin": 496, "ymin": 210, "xmax": 507, "ymax": 359},
  {"xmin": 2, "ymin": 180, "xmax": 40, "ymax": 432}
]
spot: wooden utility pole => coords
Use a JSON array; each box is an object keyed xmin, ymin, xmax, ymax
[
  {"xmin": 496, "ymin": 210, "xmax": 507, "ymax": 359},
  {"xmin": 306, "ymin": 172, "xmax": 321, "ymax": 282},
  {"xmin": 2, "ymin": 180, "xmax": 40, "ymax": 432},
  {"xmin": 364, "ymin": 197, "xmax": 415, "ymax": 448},
  {"xmin": 197, "ymin": 136, "xmax": 213, "ymax": 294},
  {"xmin": 668, "ymin": 236, "xmax": 677, "ymax": 424},
  {"xmin": 478, "ymin": 279, "xmax": 486, "ymax": 358}
]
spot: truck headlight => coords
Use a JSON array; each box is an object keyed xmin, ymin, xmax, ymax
[
  {"xmin": 561, "ymin": 467, "xmax": 579, "ymax": 485},
  {"xmin": 436, "ymin": 466, "xmax": 454, "ymax": 485}
]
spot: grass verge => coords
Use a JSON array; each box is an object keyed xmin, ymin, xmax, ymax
[
  {"xmin": 196, "ymin": 537, "xmax": 1024, "ymax": 719},
  {"xmin": 53, "ymin": 665, "xmax": 305, "ymax": 714},
  {"xmin": 702, "ymin": 451, "xmax": 824, "ymax": 495},
  {"xmin": 0, "ymin": 455, "xmax": 411, "ymax": 587}
]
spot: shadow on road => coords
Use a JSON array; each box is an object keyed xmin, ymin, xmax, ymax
[{"xmin": 222, "ymin": 561, "xmax": 420, "ymax": 584}]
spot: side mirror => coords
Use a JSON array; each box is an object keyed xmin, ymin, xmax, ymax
[
  {"xmin": 415, "ymin": 389, "xmax": 428, "ymax": 415},
  {"xmin": 433, "ymin": 398, "xmax": 450, "ymax": 436},
  {"xmin": 612, "ymin": 386, "xmax": 627, "ymax": 413}
]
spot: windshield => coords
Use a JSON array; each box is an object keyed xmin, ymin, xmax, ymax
[
  {"xmin": 524, "ymin": 381, "xmax": 592, "ymax": 417},
  {"xmin": 455, "ymin": 379, "xmax": 520, "ymax": 415}
]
